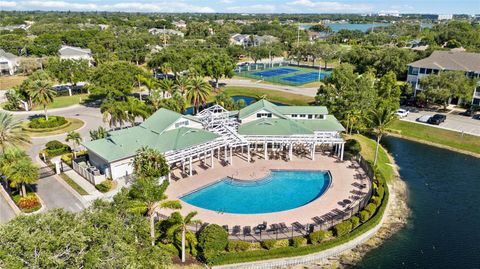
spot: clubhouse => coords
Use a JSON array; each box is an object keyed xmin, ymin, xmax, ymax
[{"xmin": 80, "ymin": 100, "xmax": 345, "ymax": 183}]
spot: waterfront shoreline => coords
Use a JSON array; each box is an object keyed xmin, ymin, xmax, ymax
[
  {"xmin": 386, "ymin": 132, "xmax": 480, "ymax": 159},
  {"xmin": 293, "ymin": 149, "xmax": 410, "ymax": 269}
]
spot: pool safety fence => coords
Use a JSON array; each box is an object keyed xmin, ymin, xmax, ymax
[{"xmin": 186, "ymin": 158, "xmax": 373, "ymax": 242}]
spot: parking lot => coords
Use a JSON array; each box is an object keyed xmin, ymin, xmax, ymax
[{"xmin": 401, "ymin": 109, "xmax": 480, "ymax": 136}]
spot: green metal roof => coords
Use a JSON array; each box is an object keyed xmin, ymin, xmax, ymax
[
  {"xmin": 294, "ymin": 115, "xmax": 346, "ymax": 132},
  {"xmin": 238, "ymin": 118, "xmax": 314, "ymax": 136},
  {"xmin": 83, "ymin": 126, "xmax": 219, "ymax": 162},
  {"xmin": 276, "ymin": 106, "xmax": 328, "ymax": 115},
  {"xmin": 140, "ymin": 108, "xmax": 183, "ymax": 134},
  {"xmin": 238, "ymin": 115, "xmax": 345, "ymax": 136},
  {"xmin": 238, "ymin": 99, "xmax": 286, "ymax": 120}
]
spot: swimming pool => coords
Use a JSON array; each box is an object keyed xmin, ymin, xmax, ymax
[{"xmin": 180, "ymin": 170, "xmax": 331, "ymax": 214}]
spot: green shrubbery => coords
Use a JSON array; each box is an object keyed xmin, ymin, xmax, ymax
[
  {"xmin": 359, "ymin": 210, "xmax": 371, "ymax": 223},
  {"xmin": 289, "ymin": 236, "xmax": 306, "ymax": 248},
  {"xmin": 28, "ymin": 116, "xmax": 67, "ymax": 129},
  {"xmin": 227, "ymin": 240, "xmax": 251, "ymax": 252},
  {"xmin": 365, "ymin": 203, "xmax": 377, "ymax": 215},
  {"xmin": 261, "ymin": 239, "xmax": 276, "ymax": 250},
  {"xmin": 95, "ymin": 180, "xmax": 113, "ymax": 193},
  {"xmin": 350, "ymin": 216, "xmax": 360, "ymax": 229},
  {"xmin": 61, "ymin": 150, "xmax": 87, "ymax": 166},
  {"xmin": 198, "ymin": 224, "xmax": 228, "ymax": 263},
  {"xmin": 333, "ymin": 221, "xmax": 353, "ymax": 237},
  {"xmin": 308, "ymin": 230, "xmax": 330, "ymax": 245},
  {"xmin": 40, "ymin": 140, "xmax": 71, "ymax": 157},
  {"xmin": 345, "ymin": 139, "xmax": 362, "ymax": 156}
]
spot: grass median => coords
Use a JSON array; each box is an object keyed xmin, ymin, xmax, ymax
[
  {"xmin": 22, "ymin": 118, "xmax": 85, "ymax": 137},
  {"xmin": 387, "ymin": 119, "xmax": 480, "ymax": 155}
]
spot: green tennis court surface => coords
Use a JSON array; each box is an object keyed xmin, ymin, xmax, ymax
[{"xmin": 236, "ymin": 65, "xmax": 331, "ymax": 86}]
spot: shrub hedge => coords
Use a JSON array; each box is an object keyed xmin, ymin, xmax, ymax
[
  {"xmin": 350, "ymin": 216, "xmax": 360, "ymax": 229},
  {"xmin": 289, "ymin": 237, "xmax": 306, "ymax": 248},
  {"xmin": 359, "ymin": 210, "xmax": 371, "ymax": 223},
  {"xmin": 308, "ymin": 230, "xmax": 329, "ymax": 245},
  {"xmin": 95, "ymin": 180, "xmax": 113, "ymax": 193},
  {"xmin": 261, "ymin": 239, "xmax": 276, "ymax": 250},
  {"xmin": 365, "ymin": 203, "xmax": 377, "ymax": 215},
  {"xmin": 198, "ymin": 224, "xmax": 229, "ymax": 263},
  {"xmin": 28, "ymin": 116, "xmax": 67, "ymax": 129},
  {"xmin": 227, "ymin": 240, "xmax": 251, "ymax": 252},
  {"xmin": 61, "ymin": 150, "xmax": 87, "ymax": 166},
  {"xmin": 333, "ymin": 221, "xmax": 353, "ymax": 237},
  {"xmin": 345, "ymin": 139, "xmax": 362, "ymax": 156}
]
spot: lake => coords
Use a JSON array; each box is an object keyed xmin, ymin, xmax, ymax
[{"xmin": 353, "ymin": 137, "xmax": 480, "ymax": 269}]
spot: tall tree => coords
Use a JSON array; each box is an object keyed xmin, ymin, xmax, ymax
[
  {"xmin": 186, "ymin": 77, "xmax": 212, "ymax": 114},
  {"xmin": 65, "ymin": 131, "xmax": 82, "ymax": 155},
  {"xmin": 0, "ymin": 112, "xmax": 30, "ymax": 153},
  {"xmin": 366, "ymin": 106, "xmax": 396, "ymax": 166},
  {"xmin": 202, "ymin": 53, "xmax": 235, "ymax": 89},
  {"xmin": 132, "ymin": 146, "xmax": 170, "ymax": 179},
  {"xmin": 6, "ymin": 157, "xmax": 39, "ymax": 197},
  {"xmin": 101, "ymin": 99, "xmax": 127, "ymax": 128},
  {"xmin": 89, "ymin": 126, "xmax": 108, "ymax": 141},
  {"xmin": 174, "ymin": 76, "xmax": 191, "ymax": 95},
  {"xmin": 30, "ymin": 80, "xmax": 55, "ymax": 120},
  {"xmin": 45, "ymin": 58, "xmax": 89, "ymax": 86},
  {"xmin": 157, "ymin": 79, "xmax": 174, "ymax": 98},
  {"xmin": 166, "ymin": 211, "xmax": 200, "ymax": 263}
]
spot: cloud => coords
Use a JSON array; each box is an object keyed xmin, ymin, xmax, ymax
[
  {"xmin": 0, "ymin": 1, "xmax": 18, "ymax": 7},
  {"xmin": 220, "ymin": 0, "xmax": 234, "ymax": 3},
  {"xmin": 226, "ymin": 4, "xmax": 276, "ymax": 13},
  {"xmin": 287, "ymin": 0, "xmax": 373, "ymax": 13},
  {"xmin": 3, "ymin": 1, "xmax": 215, "ymax": 12}
]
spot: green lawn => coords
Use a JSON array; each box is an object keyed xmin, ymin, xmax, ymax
[
  {"xmin": 59, "ymin": 173, "xmax": 89, "ymax": 196},
  {"xmin": 32, "ymin": 94, "xmax": 89, "ymax": 110},
  {"xmin": 23, "ymin": 118, "xmax": 85, "ymax": 137},
  {"xmin": 349, "ymin": 134, "xmax": 396, "ymax": 183},
  {"xmin": 387, "ymin": 119, "xmax": 480, "ymax": 155},
  {"xmin": 222, "ymin": 86, "xmax": 314, "ymax": 106}
]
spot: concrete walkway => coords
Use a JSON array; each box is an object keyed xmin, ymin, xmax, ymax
[{"xmin": 0, "ymin": 192, "xmax": 16, "ymax": 224}]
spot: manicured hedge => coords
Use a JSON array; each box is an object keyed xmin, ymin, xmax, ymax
[
  {"xmin": 289, "ymin": 237, "xmax": 306, "ymax": 248},
  {"xmin": 308, "ymin": 230, "xmax": 330, "ymax": 245},
  {"xmin": 227, "ymin": 240, "xmax": 251, "ymax": 252},
  {"xmin": 261, "ymin": 239, "xmax": 276, "ymax": 250},
  {"xmin": 24, "ymin": 119, "xmax": 71, "ymax": 132},
  {"xmin": 365, "ymin": 203, "xmax": 377, "ymax": 215},
  {"xmin": 198, "ymin": 224, "xmax": 229, "ymax": 263},
  {"xmin": 333, "ymin": 221, "xmax": 353, "ymax": 237},
  {"xmin": 359, "ymin": 210, "xmax": 371, "ymax": 223},
  {"xmin": 28, "ymin": 116, "xmax": 67, "ymax": 129},
  {"xmin": 350, "ymin": 216, "xmax": 360, "ymax": 229},
  {"xmin": 61, "ymin": 150, "xmax": 87, "ymax": 166},
  {"xmin": 95, "ymin": 180, "xmax": 113, "ymax": 193}
]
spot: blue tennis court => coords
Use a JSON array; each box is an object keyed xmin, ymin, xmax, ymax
[
  {"xmin": 282, "ymin": 72, "xmax": 330, "ymax": 83},
  {"xmin": 253, "ymin": 68, "xmax": 298, "ymax": 78}
]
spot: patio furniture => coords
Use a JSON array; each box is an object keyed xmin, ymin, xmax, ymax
[
  {"xmin": 243, "ymin": 226, "xmax": 251, "ymax": 236},
  {"xmin": 232, "ymin": 225, "xmax": 241, "ymax": 236},
  {"xmin": 222, "ymin": 225, "xmax": 229, "ymax": 233},
  {"xmin": 292, "ymin": 222, "xmax": 305, "ymax": 231},
  {"xmin": 279, "ymin": 222, "xmax": 289, "ymax": 232}
]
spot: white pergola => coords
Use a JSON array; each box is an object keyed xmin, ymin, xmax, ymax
[{"xmin": 165, "ymin": 105, "xmax": 345, "ymax": 179}]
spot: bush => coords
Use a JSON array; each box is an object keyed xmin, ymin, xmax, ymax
[
  {"xmin": 371, "ymin": 196, "xmax": 382, "ymax": 206},
  {"xmin": 18, "ymin": 195, "xmax": 40, "ymax": 210},
  {"xmin": 198, "ymin": 224, "xmax": 228, "ymax": 262},
  {"xmin": 289, "ymin": 237, "xmax": 306, "ymax": 248},
  {"xmin": 365, "ymin": 203, "xmax": 377, "ymax": 215},
  {"xmin": 261, "ymin": 239, "xmax": 276, "ymax": 250},
  {"xmin": 308, "ymin": 230, "xmax": 329, "ymax": 245},
  {"xmin": 275, "ymin": 239, "xmax": 289, "ymax": 248},
  {"xmin": 61, "ymin": 150, "xmax": 87, "ymax": 166},
  {"xmin": 376, "ymin": 186, "xmax": 385, "ymax": 200},
  {"xmin": 46, "ymin": 140, "xmax": 65, "ymax": 150},
  {"xmin": 359, "ymin": 210, "xmax": 371, "ymax": 223},
  {"xmin": 95, "ymin": 180, "xmax": 113, "ymax": 193},
  {"xmin": 28, "ymin": 116, "xmax": 67, "ymax": 129},
  {"xmin": 350, "ymin": 216, "xmax": 360, "ymax": 229},
  {"xmin": 345, "ymin": 139, "xmax": 362, "ymax": 156},
  {"xmin": 333, "ymin": 221, "xmax": 353, "ymax": 237},
  {"xmin": 227, "ymin": 240, "xmax": 251, "ymax": 252}
]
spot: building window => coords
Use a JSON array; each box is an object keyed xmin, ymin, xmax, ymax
[
  {"xmin": 314, "ymin": 114, "xmax": 325, "ymax": 119},
  {"xmin": 175, "ymin": 120, "xmax": 189, "ymax": 128},
  {"xmin": 426, "ymin": 69, "xmax": 433, "ymax": 74},
  {"xmin": 257, "ymin": 113, "xmax": 272, "ymax": 118},
  {"xmin": 409, "ymin": 66, "xmax": 419, "ymax": 75},
  {"xmin": 420, "ymin": 68, "xmax": 426, "ymax": 74},
  {"xmin": 291, "ymin": 114, "xmax": 298, "ymax": 118},
  {"xmin": 308, "ymin": 114, "xmax": 313, "ymax": 119}
]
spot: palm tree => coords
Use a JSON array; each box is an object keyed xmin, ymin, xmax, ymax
[
  {"xmin": 101, "ymin": 100, "xmax": 127, "ymax": 128},
  {"xmin": 7, "ymin": 158, "xmax": 39, "ymax": 197},
  {"xmin": 65, "ymin": 131, "xmax": 82, "ymax": 157},
  {"xmin": 89, "ymin": 126, "xmax": 108, "ymax": 141},
  {"xmin": 158, "ymin": 79, "xmax": 174, "ymax": 98},
  {"xmin": 0, "ymin": 112, "xmax": 30, "ymax": 153},
  {"xmin": 186, "ymin": 77, "xmax": 212, "ymax": 114},
  {"xmin": 30, "ymin": 80, "xmax": 55, "ymax": 120},
  {"xmin": 367, "ymin": 106, "xmax": 396, "ymax": 165},
  {"xmin": 173, "ymin": 76, "xmax": 190, "ymax": 95},
  {"xmin": 167, "ymin": 211, "xmax": 201, "ymax": 263},
  {"xmin": 138, "ymin": 75, "xmax": 158, "ymax": 96},
  {"xmin": 124, "ymin": 97, "xmax": 150, "ymax": 126},
  {"xmin": 127, "ymin": 179, "xmax": 181, "ymax": 246},
  {"xmin": 148, "ymin": 89, "xmax": 163, "ymax": 111}
]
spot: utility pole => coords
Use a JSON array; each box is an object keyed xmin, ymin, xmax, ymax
[
  {"xmin": 297, "ymin": 27, "xmax": 300, "ymax": 47},
  {"xmin": 163, "ymin": 25, "xmax": 167, "ymax": 47}
]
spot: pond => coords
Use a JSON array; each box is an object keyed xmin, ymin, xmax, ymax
[{"xmin": 353, "ymin": 136, "xmax": 480, "ymax": 269}]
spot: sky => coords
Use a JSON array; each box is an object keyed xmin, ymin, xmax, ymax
[{"xmin": 0, "ymin": 0, "xmax": 479, "ymax": 14}]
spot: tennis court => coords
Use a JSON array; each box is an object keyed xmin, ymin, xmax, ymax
[
  {"xmin": 253, "ymin": 68, "xmax": 298, "ymax": 78},
  {"xmin": 236, "ymin": 64, "xmax": 331, "ymax": 86}
]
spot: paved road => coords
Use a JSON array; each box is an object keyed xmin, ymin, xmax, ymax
[
  {"xmin": 0, "ymin": 194, "xmax": 16, "ymax": 224},
  {"xmin": 36, "ymin": 175, "xmax": 85, "ymax": 213},
  {"xmin": 402, "ymin": 108, "xmax": 480, "ymax": 136}
]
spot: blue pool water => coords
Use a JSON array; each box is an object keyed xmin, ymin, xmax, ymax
[
  {"xmin": 253, "ymin": 68, "xmax": 298, "ymax": 77},
  {"xmin": 181, "ymin": 170, "xmax": 331, "ymax": 214}
]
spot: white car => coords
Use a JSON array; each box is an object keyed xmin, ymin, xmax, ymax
[
  {"xmin": 417, "ymin": 115, "xmax": 432, "ymax": 123},
  {"xmin": 396, "ymin": 109, "xmax": 409, "ymax": 118}
]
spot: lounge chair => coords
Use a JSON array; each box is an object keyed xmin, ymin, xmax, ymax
[
  {"xmin": 243, "ymin": 226, "xmax": 251, "ymax": 236},
  {"xmin": 279, "ymin": 222, "xmax": 289, "ymax": 232},
  {"xmin": 312, "ymin": 216, "xmax": 325, "ymax": 226},
  {"xmin": 232, "ymin": 225, "xmax": 241, "ymax": 236},
  {"xmin": 269, "ymin": 223, "xmax": 280, "ymax": 232},
  {"xmin": 292, "ymin": 222, "xmax": 305, "ymax": 231},
  {"xmin": 222, "ymin": 225, "xmax": 229, "ymax": 233}
]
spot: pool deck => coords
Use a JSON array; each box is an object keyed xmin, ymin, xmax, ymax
[{"xmin": 162, "ymin": 153, "xmax": 370, "ymax": 231}]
